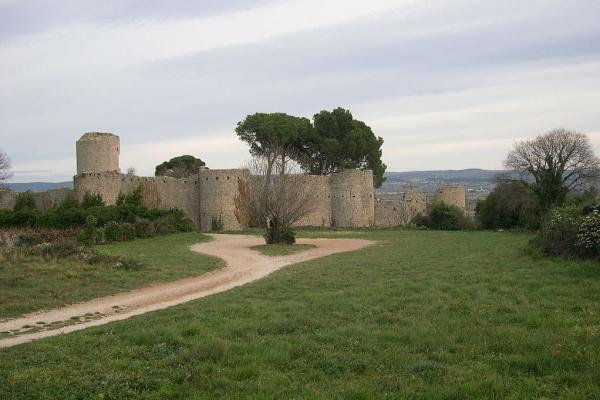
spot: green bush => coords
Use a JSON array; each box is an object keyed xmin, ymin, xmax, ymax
[
  {"xmin": 536, "ymin": 203, "xmax": 600, "ymax": 260},
  {"xmin": 476, "ymin": 181, "xmax": 540, "ymax": 230},
  {"xmin": 81, "ymin": 192, "xmax": 104, "ymax": 208},
  {"xmin": 79, "ymin": 215, "xmax": 100, "ymax": 246},
  {"xmin": 264, "ymin": 217, "xmax": 296, "ymax": 244},
  {"xmin": 13, "ymin": 191, "xmax": 37, "ymax": 211},
  {"xmin": 414, "ymin": 202, "xmax": 471, "ymax": 231},
  {"xmin": 211, "ymin": 214, "xmax": 224, "ymax": 232},
  {"xmin": 575, "ymin": 210, "xmax": 600, "ymax": 257},
  {"xmin": 103, "ymin": 221, "xmax": 121, "ymax": 242},
  {"xmin": 116, "ymin": 185, "xmax": 143, "ymax": 206}
]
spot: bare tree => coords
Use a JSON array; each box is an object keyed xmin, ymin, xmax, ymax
[
  {"xmin": 0, "ymin": 150, "xmax": 11, "ymax": 183},
  {"xmin": 244, "ymin": 156, "xmax": 318, "ymax": 244},
  {"xmin": 505, "ymin": 128, "xmax": 600, "ymax": 208}
]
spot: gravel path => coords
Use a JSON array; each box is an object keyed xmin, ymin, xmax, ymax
[{"xmin": 0, "ymin": 234, "xmax": 373, "ymax": 348}]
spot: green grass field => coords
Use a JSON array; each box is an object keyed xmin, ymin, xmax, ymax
[
  {"xmin": 251, "ymin": 243, "xmax": 316, "ymax": 256},
  {"xmin": 1, "ymin": 230, "xmax": 600, "ymax": 399},
  {"xmin": 0, "ymin": 232, "xmax": 220, "ymax": 319}
]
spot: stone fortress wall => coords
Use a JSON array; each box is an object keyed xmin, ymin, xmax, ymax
[
  {"xmin": 1, "ymin": 132, "xmax": 467, "ymax": 231},
  {"xmin": 0, "ymin": 188, "xmax": 72, "ymax": 212},
  {"xmin": 373, "ymin": 186, "xmax": 467, "ymax": 227}
]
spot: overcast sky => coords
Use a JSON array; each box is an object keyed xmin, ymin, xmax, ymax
[{"xmin": 1, "ymin": 0, "xmax": 599, "ymax": 182}]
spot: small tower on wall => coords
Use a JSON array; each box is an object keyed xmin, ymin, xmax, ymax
[{"xmin": 76, "ymin": 132, "xmax": 120, "ymax": 174}]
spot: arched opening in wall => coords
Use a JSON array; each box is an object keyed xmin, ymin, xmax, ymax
[{"xmin": 216, "ymin": 177, "xmax": 219, "ymax": 180}]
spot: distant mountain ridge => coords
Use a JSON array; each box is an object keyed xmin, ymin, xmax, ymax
[
  {"xmin": 3, "ymin": 181, "xmax": 73, "ymax": 192},
  {"xmin": 385, "ymin": 169, "xmax": 507, "ymax": 183}
]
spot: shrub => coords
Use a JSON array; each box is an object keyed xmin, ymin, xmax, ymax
[
  {"xmin": 81, "ymin": 192, "xmax": 104, "ymax": 208},
  {"xmin": 476, "ymin": 181, "xmax": 540, "ymax": 230},
  {"xmin": 14, "ymin": 191, "xmax": 37, "ymax": 211},
  {"xmin": 0, "ymin": 228, "xmax": 82, "ymax": 261},
  {"xmin": 79, "ymin": 215, "xmax": 99, "ymax": 246},
  {"xmin": 575, "ymin": 210, "xmax": 600, "ymax": 258},
  {"xmin": 116, "ymin": 185, "xmax": 143, "ymax": 206},
  {"xmin": 103, "ymin": 221, "xmax": 121, "ymax": 242},
  {"xmin": 536, "ymin": 203, "xmax": 600, "ymax": 260},
  {"xmin": 414, "ymin": 202, "xmax": 471, "ymax": 231},
  {"xmin": 538, "ymin": 206, "xmax": 580, "ymax": 257},
  {"xmin": 211, "ymin": 214, "xmax": 224, "ymax": 232},
  {"xmin": 264, "ymin": 217, "xmax": 296, "ymax": 244},
  {"xmin": 134, "ymin": 218, "xmax": 152, "ymax": 238}
]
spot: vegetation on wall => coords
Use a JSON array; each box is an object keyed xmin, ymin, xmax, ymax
[{"xmin": 155, "ymin": 155, "xmax": 206, "ymax": 178}]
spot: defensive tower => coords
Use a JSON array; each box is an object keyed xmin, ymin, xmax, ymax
[
  {"xmin": 438, "ymin": 185, "xmax": 466, "ymax": 210},
  {"xmin": 330, "ymin": 169, "xmax": 375, "ymax": 227},
  {"xmin": 76, "ymin": 132, "xmax": 120, "ymax": 174}
]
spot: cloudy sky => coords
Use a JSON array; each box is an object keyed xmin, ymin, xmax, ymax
[{"xmin": 1, "ymin": 0, "xmax": 599, "ymax": 182}]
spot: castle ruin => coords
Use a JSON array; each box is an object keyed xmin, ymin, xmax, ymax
[{"xmin": 1, "ymin": 132, "xmax": 467, "ymax": 230}]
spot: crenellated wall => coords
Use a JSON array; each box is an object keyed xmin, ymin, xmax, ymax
[
  {"xmin": 374, "ymin": 186, "xmax": 467, "ymax": 227},
  {"xmin": 375, "ymin": 191, "xmax": 427, "ymax": 227},
  {"xmin": 0, "ymin": 188, "xmax": 73, "ymax": 212}
]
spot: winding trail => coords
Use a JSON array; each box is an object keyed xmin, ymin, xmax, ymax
[{"xmin": 0, "ymin": 234, "xmax": 373, "ymax": 349}]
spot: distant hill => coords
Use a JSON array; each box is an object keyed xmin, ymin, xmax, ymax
[
  {"xmin": 385, "ymin": 169, "xmax": 509, "ymax": 183},
  {"xmin": 3, "ymin": 181, "xmax": 73, "ymax": 192}
]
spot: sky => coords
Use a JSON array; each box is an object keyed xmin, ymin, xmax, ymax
[{"xmin": 1, "ymin": 0, "xmax": 599, "ymax": 182}]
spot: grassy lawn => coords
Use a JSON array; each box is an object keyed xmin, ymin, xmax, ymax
[
  {"xmin": 1, "ymin": 230, "xmax": 600, "ymax": 399},
  {"xmin": 251, "ymin": 243, "xmax": 316, "ymax": 256},
  {"xmin": 0, "ymin": 232, "xmax": 220, "ymax": 319}
]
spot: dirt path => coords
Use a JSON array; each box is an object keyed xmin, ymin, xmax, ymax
[{"xmin": 0, "ymin": 234, "xmax": 373, "ymax": 349}]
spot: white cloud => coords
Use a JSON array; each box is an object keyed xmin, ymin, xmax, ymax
[{"xmin": 2, "ymin": 0, "xmax": 600, "ymax": 181}]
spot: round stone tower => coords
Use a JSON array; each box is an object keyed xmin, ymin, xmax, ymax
[
  {"xmin": 76, "ymin": 132, "xmax": 120, "ymax": 174},
  {"xmin": 199, "ymin": 169, "xmax": 250, "ymax": 231},
  {"xmin": 438, "ymin": 185, "xmax": 466, "ymax": 210},
  {"xmin": 330, "ymin": 169, "xmax": 375, "ymax": 227}
]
